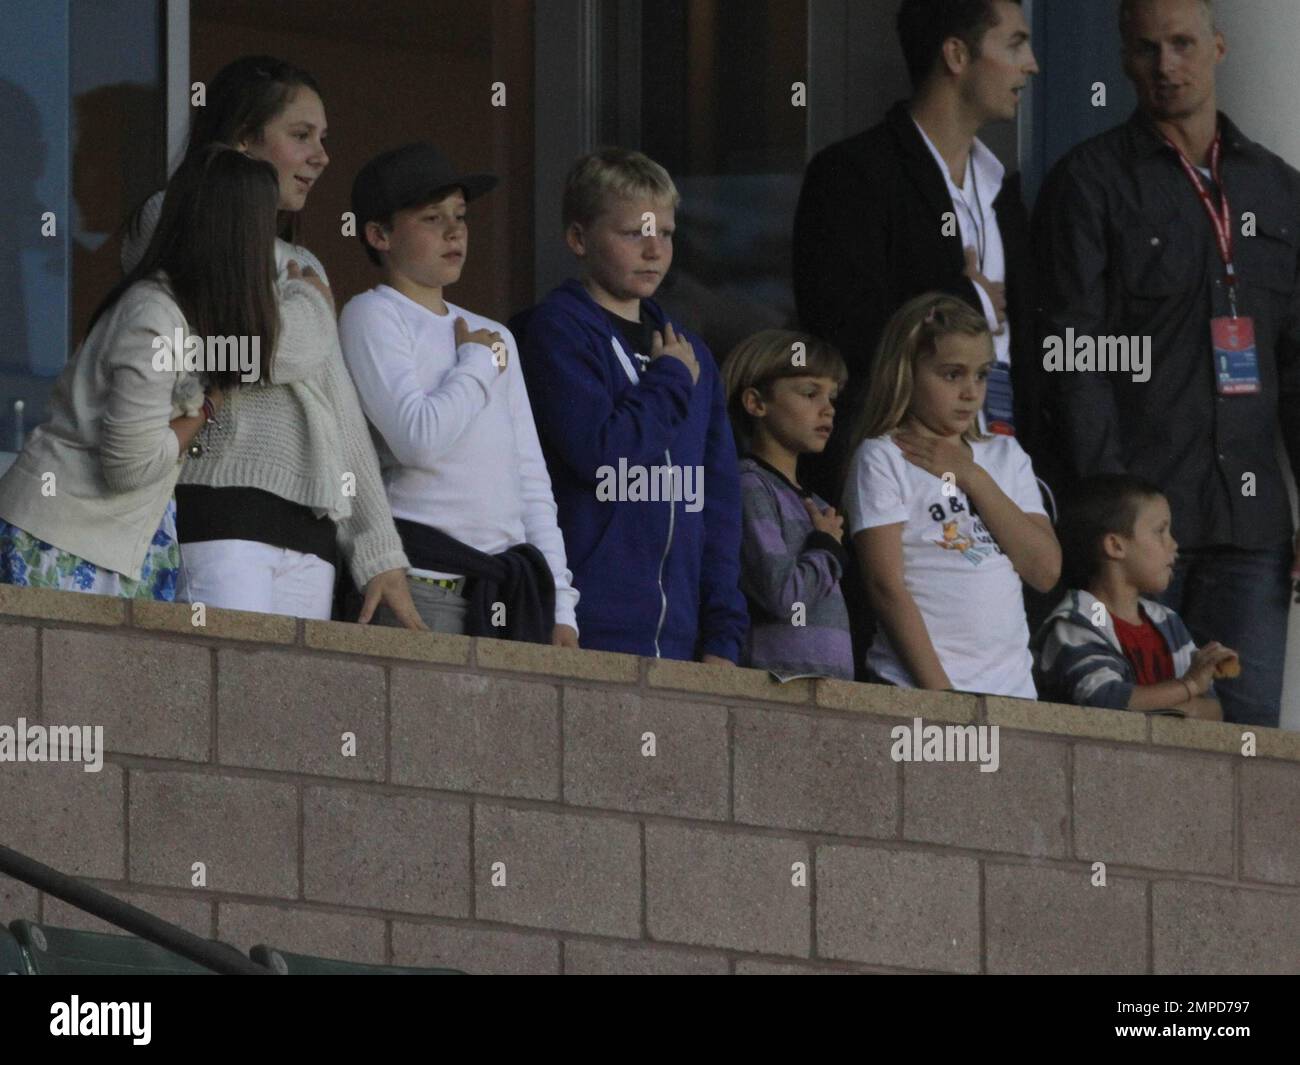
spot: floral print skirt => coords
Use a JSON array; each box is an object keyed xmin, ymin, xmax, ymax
[{"xmin": 0, "ymin": 499, "xmax": 180, "ymax": 601}]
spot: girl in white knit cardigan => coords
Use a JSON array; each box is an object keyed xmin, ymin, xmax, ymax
[
  {"xmin": 123, "ymin": 56, "xmax": 424, "ymax": 627},
  {"xmin": 0, "ymin": 147, "xmax": 279, "ymax": 600}
]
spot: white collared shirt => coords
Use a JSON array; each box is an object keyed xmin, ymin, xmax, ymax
[{"xmin": 913, "ymin": 119, "xmax": 1010, "ymax": 368}]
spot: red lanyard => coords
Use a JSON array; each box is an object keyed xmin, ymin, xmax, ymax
[{"xmin": 1161, "ymin": 128, "xmax": 1239, "ymax": 314}]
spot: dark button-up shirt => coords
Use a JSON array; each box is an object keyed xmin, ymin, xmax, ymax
[{"xmin": 1034, "ymin": 110, "xmax": 1300, "ymax": 550}]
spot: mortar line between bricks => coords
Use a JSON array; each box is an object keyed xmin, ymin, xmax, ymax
[
  {"xmin": 808, "ymin": 836, "xmax": 818, "ymax": 959},
  {"xmin": 210, "ymin": 647, "xmax": 219, "ymax": 764},
  {"xmin": 96, "ymin": 713, "xmax": 1232, "ymax": 783},
  {"xmin": 70, "ymin": 871, "xmax": 1300, "ymax": 951},
  {"xmin": 1146, "ymin": 880, "xmax": 1154, "ymax": 974},
  {"xmin": 723, "ymin": 947, "xmax": 952, "ymax": 975},
  {"xmin": 384, "ymin": 667, "xmax": 392, "ymax": 785},
  {"xmin": 34, "ymin": 624, "xmax": 43, "ymax": 718},
  {"xmin": 53, "ymin": 625, "xmax": 295, "ymax": 654},
  {"xmin": 1066, "ymin": 743, "xmax": 1075, "ymax": 860},
  {"xmin": 726, "ymin": 708, "xmax": 734, "ymax": 821},
  {"xmin": 558, "ymin": 686, "xmax": 566, "ymax": 802},
  {"xmin": 123, "ymin": 767, "xmax": 131, "ymax": 883},
  {"xmin": 474, "ymin": 664, "xmax": 640, "ymax": 688},
  {"xmin": 639, "ymin": 821, "xmax": 648, "ymax": 939},
  {"xmin": 297, "ymin": 785, "xmax": 305, "ymax": 901},
  {"xmin": 897, "ymin": 752, "xmax": 905, "ymax": 840},
  {"xmin": 1232, "ymin": 757, "xmax": 1242, "ymax": 881}
]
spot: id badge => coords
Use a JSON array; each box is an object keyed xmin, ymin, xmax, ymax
[
  {"xmin": 1212, "ymin": 316, "xmax": 1261, "ymax": 395},
  {"xmin": 984, "ymin": 361, "xmax": 1016, "ymax": 436}
]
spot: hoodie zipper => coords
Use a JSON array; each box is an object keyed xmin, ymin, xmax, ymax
[
  {"xmin": 653, "ymin": 447, "xmax": 675, "ymax": 658},
  {"xmin": 608, "ymin": 330, "xmax": 677, "ymax": 659}
]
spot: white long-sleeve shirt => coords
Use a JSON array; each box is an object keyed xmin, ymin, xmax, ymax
[{"xmin": 338, "ymin": 284, "xmax": 579, "ymax": 630}]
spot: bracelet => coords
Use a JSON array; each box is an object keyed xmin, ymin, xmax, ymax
[
  {"xmin": 187, "ymin": 395, "xmax": 219, "ymax": 458},
  {"xmin": 1181, "ymin": 678, "xmax": 1197, "ymax": 703},
  {"xmin": 200, "ymin": 395, "xmax": 220, "ymax": 428}
]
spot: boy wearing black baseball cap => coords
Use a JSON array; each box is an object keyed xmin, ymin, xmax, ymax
[{"xmin": 338, "ymin": 143, "xmax": 579, "ymax": 644}]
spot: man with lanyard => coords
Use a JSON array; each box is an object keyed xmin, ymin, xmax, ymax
[
  {"xmin": 1034, "ymin": 0, "xmax": 1300, "ymax": 727},
  {"xmin": 793, "ymin": 0, "xmax": 1048, "ymax": 505}
]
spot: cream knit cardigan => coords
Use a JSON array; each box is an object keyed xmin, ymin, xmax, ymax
[
  {"xmin": 0, "ymin": 280, "xmax": 190, "ymax": 580},
  {"xmin": 125, "ymin": 195, "xmax": 407, "ymax": 586}
]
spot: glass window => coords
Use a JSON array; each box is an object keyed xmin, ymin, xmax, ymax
[
  {"xmin": 635, "ymin": 0, "xmax": 809, "ymax": 363},
  {"xmin": 0, "ymin": 0, "xmax": 164, "ymax": 471}
]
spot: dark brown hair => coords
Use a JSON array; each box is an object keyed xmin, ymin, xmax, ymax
[
  {"xmin": 1058, "ymin": 474, "xmax": 1167, "ymax": 589},
  {"xmin": 896, "ymin": 0, "xmax": 1023, "ymax": 90},
  {"xmin": 92, "ymin": 145, "xmax": 281, "ymax": 388}
]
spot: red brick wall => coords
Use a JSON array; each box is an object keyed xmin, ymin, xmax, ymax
[{"xmin": 1, "ymin": 585, "xmax": 1298, "ymax": 974}]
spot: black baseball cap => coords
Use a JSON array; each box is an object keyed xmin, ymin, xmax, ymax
[{"xmin": 351, "ymin": 142, "xmax": 498, "ymax": 229}]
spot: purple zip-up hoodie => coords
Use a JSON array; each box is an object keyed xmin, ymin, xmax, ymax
[{"xmin": 510, "ymin": 280, "xmax": 747, "ymax": 661}]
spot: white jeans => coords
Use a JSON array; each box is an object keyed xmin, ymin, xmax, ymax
[{"xmin": 177, "ymin": 539, "xmax": 336, "ymax": 619}]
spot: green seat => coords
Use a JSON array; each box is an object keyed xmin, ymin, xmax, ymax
[
  {"xmin": 250, "ymin": 944, "xmax": 466, "ymax": 975},
  {"xmin": 0, "ymin": 926, "xmax": 31, "ymax": 974},
  {"xmin": 10, "ymin": 920, "xmax": 220, "ymax": 975}
]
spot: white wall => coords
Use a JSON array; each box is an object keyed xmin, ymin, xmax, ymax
[{"xmin": 1214, "ymin": 0, "xmax": 1300, "ymax": 730}]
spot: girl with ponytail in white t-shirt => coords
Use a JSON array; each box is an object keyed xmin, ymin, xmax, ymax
[{"xmin": 842, "ymin": 293, "xmax": 1061, "ymax": 698}]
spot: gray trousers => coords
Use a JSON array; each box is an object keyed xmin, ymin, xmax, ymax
[{"xmin": 371, "ymin": 577, "xmax": 468, "ymax": 634}]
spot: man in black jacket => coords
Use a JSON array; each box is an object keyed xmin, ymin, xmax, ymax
[
  {"xmin": 793, "ymin": 0, "xmax": 1045, "ymax": 504},
  {"xmin": 1034, "ymin": 0, "xmax": 1300, "ymax": 728}
]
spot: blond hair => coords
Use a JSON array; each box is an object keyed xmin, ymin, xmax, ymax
[
  {"xmin": 847, "ymin": 293, "xmax": 993, "ymax": 455},
  {"xmin": 721, "ymin": 329, "xmax": 848, "ymax": 453},
  {"xmin": 562, "ymin": 147, "xmax": 680, "ymax": 230}
]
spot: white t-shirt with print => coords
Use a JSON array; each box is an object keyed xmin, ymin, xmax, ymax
[{"xmin": 844, "ymin": 433, "xmax": 1045, "ymax": 698}]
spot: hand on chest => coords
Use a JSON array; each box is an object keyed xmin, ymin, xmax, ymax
[{"xmin": 916, "ymin": 482, "xmax": 1003, "ymax": 565}]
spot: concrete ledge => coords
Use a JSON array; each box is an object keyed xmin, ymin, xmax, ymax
[
  {"xmin": 0, "ymin": 585, "xmax": 125, "ymax": 627},
  {"xmin": 303, "ymin": 618, "xmax": 471, "ymax": 665},
  {"xmin": 132, "ymin": 599, "xmax": 297, "ymax": 645},
  {"xmin": 986, "ymin": 696, "xmax": 1147, "ymax": 744},
  {"xmin": 4, "ymin": 583, "xmax": 1298, "ymax": 761},
  {"xmin": 476, "ymin": 636, "xmax": 640, "ymax": 685},
  {"xmin": 1149, "ymin": 715, "xmax": 1300, "ymax": 763},
  {"xmin": 646, "ymin": 659, "xmax": 813, "ymax": 704},
  {"xmin": 816, "ymin": 679, "xmax": 976, "ymax": 723}
]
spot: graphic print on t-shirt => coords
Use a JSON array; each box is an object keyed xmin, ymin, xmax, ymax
[{"xmin": 925, "ymin": 492, "xmax": 998, "ymax": 566}]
